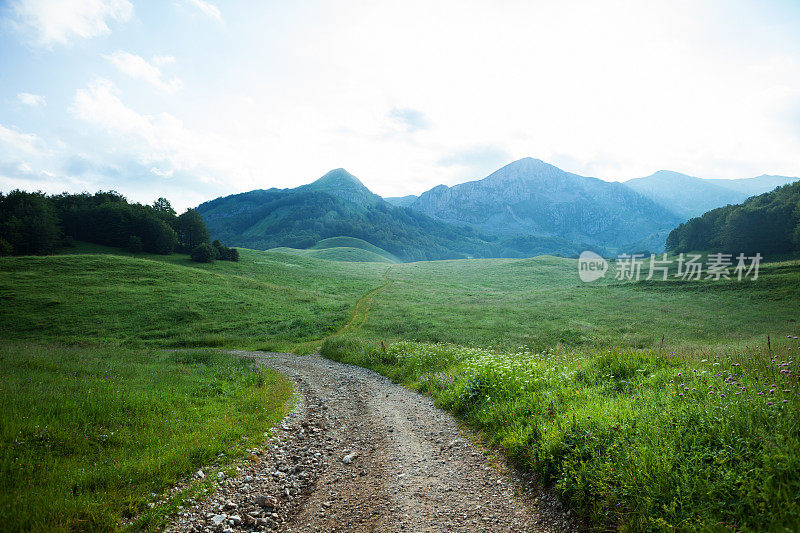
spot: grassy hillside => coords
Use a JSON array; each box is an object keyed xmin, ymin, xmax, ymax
[
  {"xmin": 3, "ymin": 246, "xmax": 385, "ymax": 350},
  {"xmin": 310, "ymin": 236, "xmax": 400, "ymax": 262}
]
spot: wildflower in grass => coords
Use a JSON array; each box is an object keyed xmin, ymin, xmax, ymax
[{"xmin": 767, "ymin": 402, "xmax": 774, "ymax": 406}]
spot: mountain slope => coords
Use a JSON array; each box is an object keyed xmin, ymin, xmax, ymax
[
  {"xmin": 624, "ymin": 170, "xmax": 746, "ymax": 219},
  {"xmin": 707, "ymin": 174, "xmax": 798, "ymax": 196},
  {"xmin": 408, "ymin": 158, "xmax": 680, "ymax": 252},
  {"xmin": 625, "ymin": 171, "xmax": 798, "ymax": 219}
]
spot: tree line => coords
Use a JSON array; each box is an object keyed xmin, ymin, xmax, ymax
[
  {"xmin": 0, "ymin": 189, "xmax": 237, "ymax": 262},
  {"xmin": 666, "ymin": 181, "xmax": 800, "ymax": 255}
]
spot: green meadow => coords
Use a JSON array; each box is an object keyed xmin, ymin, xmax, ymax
[
  {"xmin": 1, "ymin": 244, "xmax": 799, "ymax": 530},
  {"xmin": 0, "ymin": 343, "xmax": 291, "ymax": 532}
]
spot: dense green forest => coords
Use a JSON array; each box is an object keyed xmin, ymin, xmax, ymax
[
  {"xmin": 666, "ymin": 180, "xmax": 800, "ymax": 254},
  {"xmin": 0, "ymin": 190, "xmax": 237, "ymax": 262}
]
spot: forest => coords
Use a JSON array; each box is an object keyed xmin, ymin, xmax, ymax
[
  {"xmin": 0, "ymin": 190, "xmax": 237, "ymax": 262},
  {"xmin": 666, "ymin": 180, "xmax": 800, "ymax": 255}
]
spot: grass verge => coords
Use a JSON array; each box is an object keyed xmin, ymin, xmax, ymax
[
  {"xmin": 0, "ymin": 342, "xmax": 293, "ymax": 532},
  {"xmin": 321, "ymin": 336, "xmax": 800, "ymax": 531}
]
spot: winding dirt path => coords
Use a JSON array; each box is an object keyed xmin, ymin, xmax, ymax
[{"xmin": 169, "ymin": 352, "xmax": 576, "ymax": 532}]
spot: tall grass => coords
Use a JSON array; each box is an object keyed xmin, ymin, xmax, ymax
[
  {"xmin": 322, "ymin": 336, "xmax": 800, "ymax": 530},
  {"xmin": 0, "ymin": 342, "xmax": 293, "ymax": 532}
]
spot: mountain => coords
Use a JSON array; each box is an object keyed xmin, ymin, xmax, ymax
[
  {"xmin": 624, "ymin": 171, "xmax": 798, "ymax": 219},
  {"xmin": 299, "ymin": 168, "xmax": 383, "ymax": 206},
  {"xmin": 196, "ymin": 167, "xmax": 598, "ymax": 260},
  {"xmin": 706, "ymin": 174, "xmax": 798, "ymax": 196},
  {"xmin": 666, "ymin": 180, "xmax": 800, "ymax": 255},
  {"xmin": 384, "ymin": 195, "xmax": 418, "ymax": 207},
  {"xmin": 407, "ymin": 158, "xmax": 681, "ymax": 252},
  {"xmin": 196, "ymin": 170, "xmax": 505, "ymax": 261},
  {"xmin": 623, "ymin": 171, "xmax": 745, "ymax": 219}
]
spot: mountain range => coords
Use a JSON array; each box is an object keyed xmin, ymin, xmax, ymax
[
  {"xmin": 196, "ymin": 159, "xmax": 798, "ymax": 261},
  {"xmin": 623, "ymin": 170, "xmax": 796, "ymax": 219}
]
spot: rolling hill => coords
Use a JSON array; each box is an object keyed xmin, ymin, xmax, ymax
[
  {"xmin": 309, "ymin": 237, "xmax": 400, "ymax": 262},
  {"xmin": 272, "ymin": 236, "xmax": 399, "ymax": 263}
]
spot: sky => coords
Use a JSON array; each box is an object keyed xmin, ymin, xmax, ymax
[{"xmin": 1, "ymin": 0, "xmax": 800, "ymax": 211}]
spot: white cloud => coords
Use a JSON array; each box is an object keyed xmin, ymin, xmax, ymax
[
  {"xmin": 0, "ymin": 124, "xmax": 48, "ymax": 155},
  {"xmin": 181, "ymin": 0, "xmax": 222, "ymax": 22},
  {"xmin": 12, "ymin": 0, "xmax": 133, "ymax": 46},
  {"xmin": 16, "ymin": 92, "xmax": 46, "ymax": 107},
  {"xmin": 105, "ymin": 51, "xmax": 183, "ymax": 94},
  {"xmin": 70, "ymin": 78, "xmax": 247, "ymax": 186}
]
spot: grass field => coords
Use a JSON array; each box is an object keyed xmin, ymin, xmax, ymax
[
  {"xmin": 2, "ymin": 243, "xmax": 799, "ymax": 531},
  {"xmin": 318, "ymin": 256, "xmax": 800, "ymax": 530},
  {"xmin": 360, "ymin": 256, "xmax": 799, "ymax": 352},
  {"xmin": 4, "ymin": 245, "xmax": 386, "ymax": 351},
  {"xmin": 0, "ymin": 342, "xmax": 292, "ymax": 532}
]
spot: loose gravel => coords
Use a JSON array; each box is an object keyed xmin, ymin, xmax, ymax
[{"xmin": 167, "ymin": 352, "xmax": 579, "ymax": 532}]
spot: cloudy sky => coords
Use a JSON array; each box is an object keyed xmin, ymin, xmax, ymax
[{"xmin": 1, "ymin": 0, "xmax": 800, "ymax": 211}]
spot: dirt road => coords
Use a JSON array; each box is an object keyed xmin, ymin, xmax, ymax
[{"xmin": 170, "ymin": 352, "xmax": 575, "ymax": 532}]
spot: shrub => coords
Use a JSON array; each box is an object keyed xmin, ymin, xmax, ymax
[
  {"xmin": 211, "ymin": 240, "xmax": 239, "ymax": 261},
  {"xmin": 190, "ymin": 243, "xmax": 215, "ymax": 263}
]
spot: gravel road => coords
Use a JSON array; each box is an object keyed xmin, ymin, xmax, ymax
[{"xmin": 169, "ymin": 352, "xmax": 577, "ymax": 533}]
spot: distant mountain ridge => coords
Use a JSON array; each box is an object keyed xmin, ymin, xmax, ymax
[
  {"xmin": 407, "ymin": 158, "xmax": 681, "ymax": 252},
  {"xmin": 623, "ymin": 171, "xmax": 798, "ymax": 218},
  {"xmin": 195, "ymin": 159, "xmax": 797, "ymax": 261}
]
